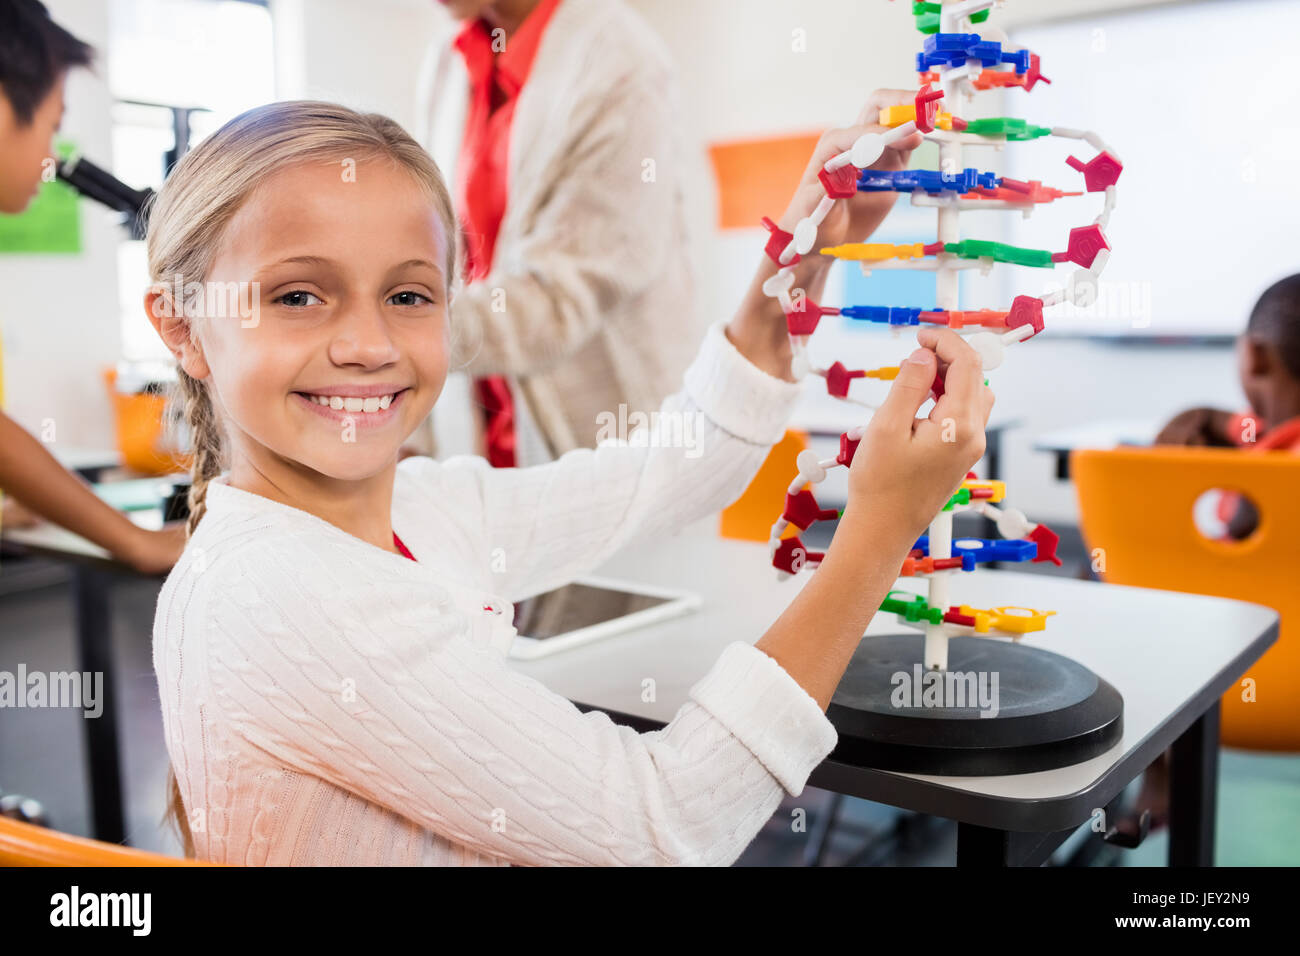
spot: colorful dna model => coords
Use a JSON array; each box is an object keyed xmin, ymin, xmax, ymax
[{"xmin": 763, "ymin": 0, "xmax": 1123, "ymax": 671}]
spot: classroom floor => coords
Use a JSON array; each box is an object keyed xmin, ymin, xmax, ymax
[{"xmin": 2, "ymin": 539, "xmax": 1297, "ymax": 866}]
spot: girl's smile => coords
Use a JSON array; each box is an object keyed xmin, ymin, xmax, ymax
[{"xmin": 291, "ymin": 385, "xmax": 414, "ymax": 428}]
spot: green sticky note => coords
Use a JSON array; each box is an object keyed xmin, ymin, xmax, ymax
[{"xmin": 0, "ymin": 140, "xmax": 82, "ymax": 254}]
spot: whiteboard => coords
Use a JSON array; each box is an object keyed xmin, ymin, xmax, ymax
[{"xmin": 993, "ymin": 0, "xmax": 1300, "ymax": 337}]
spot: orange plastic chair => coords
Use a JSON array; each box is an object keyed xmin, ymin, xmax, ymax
[
  {"xmin": 0, "ymin": 815, "xmax": 221, "ymax": 866},
  {"xmin": 720, "ymin": 429, "xmax": 811, "ymax": 542},
  {"xmin": 102, "ymin": 366, "xmax": 192, "ymax": 477},
  {"xmin": 1073, "ymin": 446, "xmax": 1298, "ymax": 752}
]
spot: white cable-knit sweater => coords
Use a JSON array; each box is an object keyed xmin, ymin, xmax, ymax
[{"xmin": 152, "ymin": 320, "xmax": 839, "ymax": 866}]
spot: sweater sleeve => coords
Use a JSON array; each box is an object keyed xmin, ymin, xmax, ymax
[
  {"xmin": 407, "ymin": 318, "xmax": 804, "ymax": 603},
  {"xmin": 208, "ymin": 547, "xmax": 838, "ymax": 866}
]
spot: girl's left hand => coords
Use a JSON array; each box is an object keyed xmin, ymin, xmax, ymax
[{"xmin": 777, "ymin": 88, "xmax": 925, "ymax": 254}]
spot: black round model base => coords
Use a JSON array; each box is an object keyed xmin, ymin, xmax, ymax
[{"xmin": 827, "ymin": 633, "xmax": 1123, "ymax": 776}]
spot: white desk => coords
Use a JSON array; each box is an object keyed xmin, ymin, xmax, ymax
[
  {"xmin": 513, "ymin": 523, "xmax": 1278, "ymax": 866},
  {"xmin": 1034, "ymin": 419, "xmax": 1159, "ymax": 480}
]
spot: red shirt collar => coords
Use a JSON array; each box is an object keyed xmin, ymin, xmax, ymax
[
  {"xmin": 453, "ymin": 0, "xmax": 563, "ymax": 100},
  {"xmin": 1257, "ymin": 415, "xmax": 1300, "ymax": 450}
]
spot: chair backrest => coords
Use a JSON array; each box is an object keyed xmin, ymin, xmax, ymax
[
  {"xmin": 0, "ymin": 816, "xmax": 219, "ymax": 866},
  {"xmin": 1073, "ymin": 446, "xmax": 1299, "ymax": 751},
  {"xmin": 720, "ymin": 429, "xmax": 810, "ymax": 542}
]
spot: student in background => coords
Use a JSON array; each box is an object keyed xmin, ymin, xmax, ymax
[
  {"xmin": 1156, "ymin": 273, "xmax": 1300, "ymax": 538},
  {"xmin": 1114, "ymin": 273, "xmax": 1300, "ymax": 839},
  {"xmin": 411, "ymin": 0, "xmax": 700, "ymax": 466},
  {"xmin": 0, "ymin": 0, "xmax": 184, "ymax": 573}
]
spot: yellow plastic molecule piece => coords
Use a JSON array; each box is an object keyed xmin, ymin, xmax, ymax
[
  {"xmin": 879, "ymin": 104, "xmax": 918, "ymax": 127},
  {"xmin": 820, "ymin": 242, "xmax": 928, "ymax": 261},
  {"xmin": 865, "ymin": 366, "xmax": 901, "ymax": 380},
  {"xmin": 961, "ymin": 478, "xmax": 1006, "ymax": 503},
  {"xmin": 878, "ymin": 103, "xmax": 958, "ymax": 130},
  {"xmin": 988, "ymin": 606, "xmax": 1056, "ymax": 634},
  {"xmin": 955, "ymin": 604, "xmax": 994, "ymax": 634}
]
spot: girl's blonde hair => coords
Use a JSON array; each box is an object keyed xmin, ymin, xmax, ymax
[{"xmin": 147, "ymin": 100, "xmax": 460, "ymax": 858}]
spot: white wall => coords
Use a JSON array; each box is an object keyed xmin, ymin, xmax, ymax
[
  {"xmin": 0, "ymin": 0, "xmax": 121, "ymax": 450},
  {"xmin": 625, "ymin": 0, "xmax": 1243, "ymax": 524},
  {"xmin": 271, "ymin": 0, "xmax": 441, "ymax": 134}
]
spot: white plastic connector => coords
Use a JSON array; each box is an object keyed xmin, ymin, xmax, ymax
[
  {"xmin": 796, "ymin": 449, "xmax": 827, "ymax": 483},
  {"xmin": 761, "ymin": 266, "xmax": 795, "ymax": 298},
  {"xmin": 995, "ymin": 506, "xmax": 1033, "ymax": 540},
  {"xmin": 1068, "ymin": 268, "xmax": 1099, "ymax": 307}
]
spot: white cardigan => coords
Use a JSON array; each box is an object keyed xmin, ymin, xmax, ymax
[
  {"xmin": 411, "ymin": 0, "xmax": 706, "ymax": 464},
  {"xmin": 153, "ymin": 320, "xmax": 839, "ymax": 866}
]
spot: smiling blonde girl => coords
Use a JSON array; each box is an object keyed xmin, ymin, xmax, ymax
[{"xmin": 148, "ymin": 98, "xmax": 992, "ymax": 866}]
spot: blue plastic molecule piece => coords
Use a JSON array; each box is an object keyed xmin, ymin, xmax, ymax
[
  {"xmin": 950, "ymin": 537, "xmax": 1039, "ymax": 563},
  {"xmin": 1002, "ymin": 48, "xmax": 1030, "ymax": 73},
  {"xmin": 912, "ymin": 535, "xmax": 1038, "ymax": 564},
  {"xmin": 841, "ymin": 305, "xmax": 922, "ymax": 326},
  {"xmin": 858, "ymin": 167, "xmax": 1002, "ymax": 195},
  {"xmin": 916, "ymin": 32, "xmax": 1030, "ymax": 74}
]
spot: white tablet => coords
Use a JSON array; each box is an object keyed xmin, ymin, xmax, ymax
[{"xmin": 506, "ymin": 575, "xmax": 702, "ymax": 660}]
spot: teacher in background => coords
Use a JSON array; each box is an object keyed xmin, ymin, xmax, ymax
[{"xmin": 412, "ymin": 0, "xmax": 700, "ymax": 466}]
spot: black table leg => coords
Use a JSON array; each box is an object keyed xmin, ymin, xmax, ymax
[
  {"xmin": 957, "ymin": 822, "xmax": 1077, "ymax": 866},
  {"xmin": 72, "ymin": 565, "xmax": 126, "ymax": 845},
  {"xmin": 1168, "ymin": 701, "xmax": 1219, "ymax": 867}
]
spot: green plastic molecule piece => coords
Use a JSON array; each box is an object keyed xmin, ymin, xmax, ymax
[
  {"xmin": 913, "ymin": 4, "xmax": 988, "ymax": 35},
  {"xmin": 880, "ymin": 592, "xmax": 944, "ymax": 625},
  {"xmin": 962, "ymin": 117, "xmax": 1053, "ymax": 141},
  {"xmin": 912, "ymin": 2, "xmax": 940, "ymax": 32},
  {"xmin": 943, "ymin": 239, "xmax": 1055, "ymax": 268},
  {"xmin": 943, "ymin": 488, "xmax": 972, "ymax": 511}
]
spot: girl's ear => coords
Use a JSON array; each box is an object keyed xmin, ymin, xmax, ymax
[{"xmin": 143, "ymin": 288, "xmax": 211, "ymax": 380}]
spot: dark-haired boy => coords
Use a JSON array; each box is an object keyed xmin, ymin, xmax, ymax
[{"xmin": 0, "ymin": 0, "xmax": 184, "ymax": 572}]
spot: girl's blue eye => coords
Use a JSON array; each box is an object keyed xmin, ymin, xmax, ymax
[
  {"xmin": 277, "ymin": 290, "xmax": 321, "ymax": 308},
  {"xmin": 389, "ymin": 290, "xmax": 434, "ymax": 307}
]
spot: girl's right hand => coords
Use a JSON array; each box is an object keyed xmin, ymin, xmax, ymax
[{"xmin": 845, "ymin": 327, "xmax": 995, "ymax": 536}]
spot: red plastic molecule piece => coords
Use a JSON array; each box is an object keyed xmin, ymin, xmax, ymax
[
  {"xmin": 921, "ymin": 308, "xmax": 1009, "ymax": 329},
  {"xmin": 826, "ymin": 360, "xmax": 867, "ymax": 398},
  {"xmin": 914, "ymin": 83, "xmax": 945, "ymax": 134},
  {"xmin": 922, "ymin": 240, "xmax": 945, "ymax": 256},
  {"xmin": 944, "ymin": 607, "xmax": 978, "ymax": 627},
  {"xmin": 966, "ymin": 471, "xmax": 978, "ymax": 479},
  {"xmin": 773, "ymin": 536, "xmax": 824, "ymax": 574},
  {"xmin": 1022, "ymin": 53, "xmax": 1051, "ymax": 92},
  {"xmin": 1027, "ymin": 523, "xmax": 1062, "ymax": 566},
  {"xmin": 1052, "ymin": 223, "xmax": 1109, "ymax": 269},
  {"xmin": 783, "ymin": 489, "xmax": 839, "ymax": 530},
  {"xmin": 760, "ymin": 216, "xmax": 799, "ymax": 266},
  {"xmin": 836, "ymin": 431, "xmax": 860, "ymax": 467},
  {"xmin": 1006, "ymin": 295, "xmax": 1045, "ymax": 338},
  {"xmin": 819, "ymin": 163, "xmax": 860, "ymax": 199},
  {"xmin": 1066, "ymin": 150, "xmax": 1123, "ymax": 192},
  {"xmin": 968, "ymin": 179, "xmax": 1081, "ymax": 204},
  {"xmin": 930, "ymin": 371, "xmax": 945, "ymax": 399},
  {"xmin": 783, "ymin": 297, "xmax": 839, "ymax": 336},
  {"xmin": 949, "ymin": 116, "xmax": 968, "ymax": 131}
]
